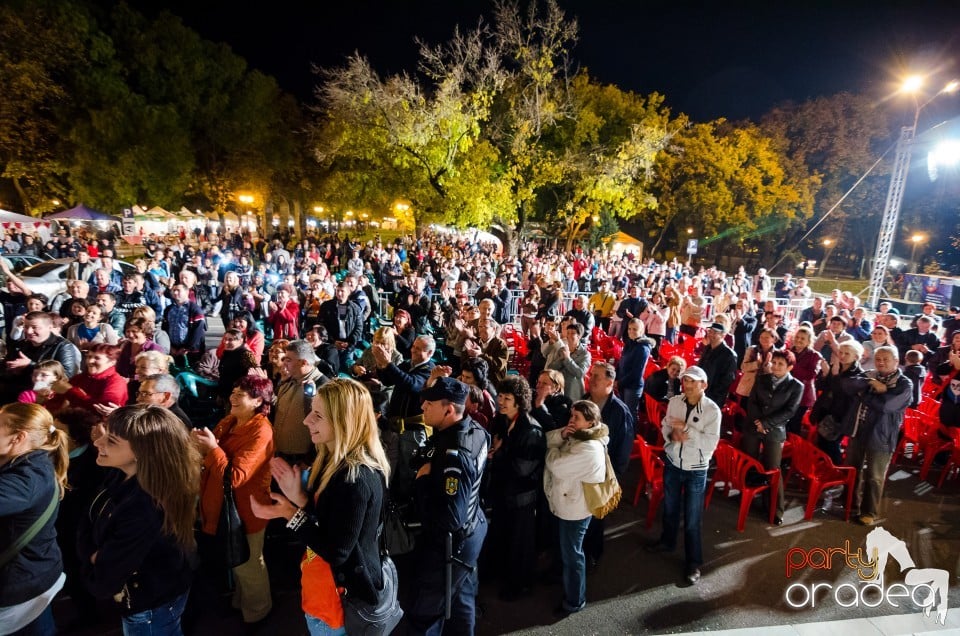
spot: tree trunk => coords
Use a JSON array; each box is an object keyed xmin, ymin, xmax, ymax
[
  {"xmin": 292, "ymin": 199, "xmax": 303, "ymax": 240},
  {"xmin": 11, "ymin": 176, "xmax": 37, "ymax": 216},
  {"xmin": 817, "ymin": 246, "xmax": 834, "ymax": 277},
  {"xmin": 649, "ymin": 216, "xmax": 675, "ymax": 259}
]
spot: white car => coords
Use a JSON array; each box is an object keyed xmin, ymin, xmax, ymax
[{"xmin": 17, "ymin": 258, "xmax": 138, "ymax": 299}]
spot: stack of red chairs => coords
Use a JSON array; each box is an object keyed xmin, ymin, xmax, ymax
[
  {"xmin": 589, "ymin": 328, "xmax": 624, "ymax": 364},
  {"xmin": 893, "ymin": 409, "xmax": 953, "ymax": 482}
]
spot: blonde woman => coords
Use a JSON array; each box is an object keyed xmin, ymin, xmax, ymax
[
  {"xmin": 77, "ymin": 406, "xmax": 200, "ymax": 634},
  {"xmin": 352, "ymin": 326, "xmax": 402, "ymax": 383},
  {"xmin": 252, "ymin": 378, "xmax": 391, "ymax": 636},
  {"xmin": 0, "ymin": 403, "xmax": 70, "ymax": 634}
]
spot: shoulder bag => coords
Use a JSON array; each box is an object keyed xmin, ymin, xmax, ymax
[
  {"xmin": 216, "ymin": 461, "xmax": 250, "ymax": 568},
  {"xmin": 582, "ymin": 448, "xmax": 622, "ymax": 519},
  {"xmin": 340, "ymin": 472, "xmax": 404, "ymax": 636}
]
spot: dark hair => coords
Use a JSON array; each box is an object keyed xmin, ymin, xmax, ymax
[
  {"xmin": 55, "ymin": 407, "xmax": 100, "ymax": 446},
  {"xmin": 566, "ymin": 321, "xmax": 584, "ymax": 337},
  {"xmin": 233, "ymin": 375, "xmax": 274, "ymax": 415},
  {"xmin": 757, "ymin": 327, "xmax": 780, "ymax": 344},
  {"xmin": 770, "ymin": 349, "xmax": 796, "ymax": 366},
  {"xmin": 86, "ymin": 342, "xmax": 121, "ymax": 361},
  {"xmin": 233, "ymin": 311, "xmax": 261, "ymax": 339},
  {"xmin": 460, "ymin": 357, "xmax": 493, "ymax": 393},
  {"xmin": 27, "ymin": 293, "xmax": 49, "ymax": 307},
  {"xmin": 497, "ymin": 376, "xmax": 532, "ymax": 413}
]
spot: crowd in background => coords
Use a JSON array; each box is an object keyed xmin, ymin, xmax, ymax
[{"xmin": 2, "ymin": 223, "xmax": 960, "ymax": 635}]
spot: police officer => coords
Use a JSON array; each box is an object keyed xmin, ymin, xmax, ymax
[{"xmin": 408, "ymin": 377, "xmax": 490, "ymax": 635}]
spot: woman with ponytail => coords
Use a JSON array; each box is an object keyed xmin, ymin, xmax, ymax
[
  {"xmin": 77, "ymin": 405, "xmax": 200, "ymax": 636},
  {"xmin": 0, "ymin": 402, "xmax": 70, "ymax": 636}
]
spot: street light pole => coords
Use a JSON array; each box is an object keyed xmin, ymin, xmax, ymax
[{"xmin": 866, "ymin": 77, "xmax": 958, "ymax": 309}]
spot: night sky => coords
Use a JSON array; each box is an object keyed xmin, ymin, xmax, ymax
[{"xmin": 127, "ymin": 0, "xmax": 960, "ymax": 122}]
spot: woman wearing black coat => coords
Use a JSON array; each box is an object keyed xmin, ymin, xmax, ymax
[
  {"xmin": 487, "ymin": 376, "xmax": 546, "ymax": 600},
  {"xmin": 742, "ymin": 349, "xmax": 804, "ymax": 525}
]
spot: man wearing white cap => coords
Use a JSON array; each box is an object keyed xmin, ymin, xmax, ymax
[{"xmin": 646, "ymin": 366, "xmax": 720, "ymax": 585}]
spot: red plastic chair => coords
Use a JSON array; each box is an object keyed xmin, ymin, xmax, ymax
[
  {"xmin": 643, "ymin": 394, "xmax": 667, "ymax": 446},
  {"xmin": 784, "ymin": 433, "xmax": 856, "ymax": 520},
  {"xmin": 918, "ymin": 398, "xmax": 942, "ymax": 419},
  {"xmin": 936, "ymin": 428, "xmax": 960, "ymax": 487},
  {"xmin": 705, "ymin": 441, "xmax": 780, "ymax": 531},
  {"xmin": 631, "ymin": 436, "xmax": 665, "ymax": 528},
  {"xmin": 893, "ymin": 411, "xmax": 952, "ymax": 481},
  {"xmin": 643, "ymin": 359, "xmax": 661, "ymax": 379}
]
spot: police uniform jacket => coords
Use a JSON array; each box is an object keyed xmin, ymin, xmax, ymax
[{"xmin": 415, "ymin": 415, "xmax": 489, "ymax": 546}]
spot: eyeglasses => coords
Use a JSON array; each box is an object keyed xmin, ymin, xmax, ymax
[{"xmin": 137, "ymin": 391, "xmax": 160, "ymax": 398}]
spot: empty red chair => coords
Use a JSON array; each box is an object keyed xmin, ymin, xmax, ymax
[
  {"xmin": 631, "ymin": 436, "xmax": 665, "ymax": 528},
  {"xmin": 894, "ymin": 411, "xmax": 952, "ymax": 481},
  {"xmin": 643, "ymin": 359, "xmax": 661, "ymax": 379},
  {"xmin": 705, "ymin": 441, "xmax": 780, "ymax": 531},
  {"xmin": 784, "ymin": 433, "xmax": 856, "ymax": 520},
  {"xmin": 936, "ymin": 428, "xmax": 960, "ymax": 487}
]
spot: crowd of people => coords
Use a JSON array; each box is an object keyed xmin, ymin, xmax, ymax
[{"xmin": 1, "ymin": 223, "xmax": 959, "ymax": 635}]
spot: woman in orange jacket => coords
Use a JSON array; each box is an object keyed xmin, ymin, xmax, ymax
[{"xmin": 194, "ymin": 375, "xmax": 275, "ymax": 625}]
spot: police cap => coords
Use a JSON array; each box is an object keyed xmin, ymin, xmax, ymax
[{"xmin": 420, "ymin": 377, "xmax": 469, "ymax": 405}]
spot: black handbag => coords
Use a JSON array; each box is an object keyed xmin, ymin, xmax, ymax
[
  {"xmin": 216, "ymin": 461, "xmax": 250, "ymax": 568},
  {"xmin": 381, "ymin": 500, "xmax": 415, "ymax": 556},
  {"xmin": 340, "ymin": 472, "xmax": 404, "ymax": 635}
]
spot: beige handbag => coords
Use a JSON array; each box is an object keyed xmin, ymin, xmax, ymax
[{"xmin": 582, "ymin": 450, "xmax": 622, "ymax": 519}]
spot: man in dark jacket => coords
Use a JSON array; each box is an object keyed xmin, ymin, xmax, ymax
[
  {"xmin": 741, "ymin": 349, "xmax": 804, "ymax": 524},
  {"xmin": 375, "ymin": 335, "xmax": 437, "ymax": 503},
  {"xmin": 840, "ymin": 346, "xmax": 912, "ymax": 526},
  {"xmin": 898, "ymin": 315, "xmax": 940, "ymax": 365},
  {"xmin": 3, "ymin": 311, "xmax": 81, "ymax": 400},
  {"xmin": 162, "ymin": 284, "xmax": 207, "ymax": 368},
  {"xmin": 616, "ymin": 284, "xmax": 648, "ymax": 339},
  {"xmin": 584, "ymin": 362, "xmax": 635, "ymax": 564},
  {"xmin": 698, "ymin": 322, "xmax": 738, "ymax": 407},
  {"xmin": 319, "ymin": 281, "xmax": 364, "ymax": 370}
]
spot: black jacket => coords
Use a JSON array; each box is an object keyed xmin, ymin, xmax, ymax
[
  {"xmin": 840, "ymin": 371, "xmax": 913, "ymax": 453},
  {"xmin": 645, "ymin": 368, "xmax": 680, "ymax": 403},
  {"xmin": 7, "ymin": 334, "xmax": 81, "ymax": 381},
  {"xmin": 0, "ymin": 450, "xmax": 62, "ymax": 607},
  {"xmin": 698, "ymin": 342, "xmax": 738, "ymax": 407},
  {"xmin": 76, "ymin": 469, "xmax": 194, "ymax": 615},
  {"xmin": 319, "ymin": 299, "xmax": 364, "ymax": 347},
  {"xmin": 380, "ymin": 360, "xmax": 435, "ymax": 420},
  {"xmin": 530, "ymin": 393, "xmax": 572, "ymax": 432},
  {"xmin": 745, "ymin": 373, "xmax": 804, "ymax": 443},
  {"xmin": 489, "ymin": 412, "xmax": 546, "ymax": 508},
  {"xmin": 600, "ymin": 394, "xmax": 636, "ymax": 484},
  {"xmin": 294, "ymin": 465, "xmax": 384, "ymax": 605}
]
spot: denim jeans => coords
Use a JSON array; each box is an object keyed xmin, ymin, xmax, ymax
[
  {"xmin": 121, "ymin": 590, "xmax": 189, "ymax": 636},
  {"xmin": 557, "ymin": 516, "xmax": 591, "ymax": 611},
  {"xmin": 305, "ymin": 614, "xmax": 347, "ymax": 636},
  {"xmin": 661, "ymin": 462, "xmax": 707, "ymax": 571},
  {"xmin": 621, "ymin": 387, "xmax": 643, "ymax": 425},
  {"xmin": 9, "ymin": 605, "xmax": 55, "ymax": 636}
]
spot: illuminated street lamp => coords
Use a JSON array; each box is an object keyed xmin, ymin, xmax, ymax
[
  {"xmin": 238, "ymin": 194, "xmax": 254, "ymax": 205},
  {"xmin": 910, "ymin": 233, "xmax": 926, "ymax": 272},
  {"xmin": 822, "ymin": 238, "xmax": 833, "ymax": 247},
  {"xmin": 686, "ymin": 227, "xmax": 694, "ymax": 235}
]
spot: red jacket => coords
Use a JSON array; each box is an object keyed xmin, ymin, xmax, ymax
[
  {"xmin": 267, "ymin": 300, "xmax": 300, "ymax": 340},
  {"xmin": 65, "ymin": 366, "xmax": 128, "ymax": 413},
  {"xmin": 199, "ymin": 412, "xmax": 275, "ymax": 535}
]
